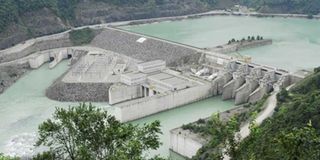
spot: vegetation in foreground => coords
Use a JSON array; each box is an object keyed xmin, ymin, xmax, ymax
[
  {"xmin": 190, "ymin": 67, "xmax": 320, "ymax": 160},
  {"xmin": 1, "ymin": 103, "xmax": 164, "ymax": 160},
  {"xmin": 69, "ymin": 28, "xmax": 95, "ymax": 45}
]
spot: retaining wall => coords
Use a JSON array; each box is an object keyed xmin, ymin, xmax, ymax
[
  {"xmin": 170, "ymin": 128, "xmax": 205, "ymax": 159},
  {"xmin": 46, "ymin": 81, "xmax": 112, "ymax": 102},
  {"xmin": 108, "ymin": 83, "xmax": 143, "ymax": 105},
  {"xmin": 114, "ymin": 83, "xmax": 214, "ymax": 122}
]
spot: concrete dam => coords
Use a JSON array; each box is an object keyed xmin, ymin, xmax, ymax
[{"xmin": 1, "ymin": 26, "xmax": 300, "ymax": 123}]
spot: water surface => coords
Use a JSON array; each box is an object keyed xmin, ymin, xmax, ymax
[{"xmin": 122, "ymin": 16, "xmax": 320, "ymax": 71}]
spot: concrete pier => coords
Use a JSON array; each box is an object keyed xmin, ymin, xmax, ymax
[{"xmin": 222, "ymin": 79, "xmax": 235, "ymax": 100}]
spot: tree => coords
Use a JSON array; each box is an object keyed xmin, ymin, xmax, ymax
[
  {"xmin": 314, "ymin": 66, "xmax": 320, "ymax": 73},
  {"xmin": 276, "ymin": 122, "xmax": 320, "ymax": 160},
  {"xmin": 277, "ymin": 88, "xmax": 289, "ymax": 103},
  {"xmin": 192, "ymin": 114, "xmax": 240, "ymax": 159},
  {"xmin": 0, "ymin": 153, "xmax": 19, "ymax": 160},
  {"xmin": 36, "ymin": 103, "xmax": 163, "ymax": 160},
  {"xmin": 256, "ymin": 35, "xmax": 260, "ymax": 40}
]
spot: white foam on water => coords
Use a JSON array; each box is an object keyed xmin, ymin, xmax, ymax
[{"xmin": 4, "ymin": 133, "xmax": 37, "ymax": 158}]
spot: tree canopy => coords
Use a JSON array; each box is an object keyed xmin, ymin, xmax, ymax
[{"xmin": 35, "ymin": 103, "xmax": 163, "ymax": 160}]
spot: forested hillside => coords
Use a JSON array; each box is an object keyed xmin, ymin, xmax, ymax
[{"xmin": 240, "ymin": 0, "xmax": 320, "ymax": 14}]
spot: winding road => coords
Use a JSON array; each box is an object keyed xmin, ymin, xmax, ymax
[{"xmin": 223, "ymin": 90, "xmax": 279, "ymax": 160}]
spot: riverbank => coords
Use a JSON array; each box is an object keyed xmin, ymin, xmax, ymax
[{"xmin": 113, "ymin": 10, "xmax": 320, "ymax": 27}]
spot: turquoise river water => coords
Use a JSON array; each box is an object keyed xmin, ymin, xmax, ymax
[
  {"xmin": 123, "ymin": 16, "xmax": 320, "ymax": 71},
  {"xmin": 0, "ymin": 15, "xmax": 319, "ymax": 158}
]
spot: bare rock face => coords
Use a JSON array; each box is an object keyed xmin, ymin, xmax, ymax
[
  {"xmin": 74, "ymin": 0, "xmax": 210, "ymax": 26},
  {"xmin": 0, "ymin": 64, "xmax": 29, "ymax": 94},
  {"xmin": 0, "ymin": 24, "xmax": 29, "ymax": 50}
]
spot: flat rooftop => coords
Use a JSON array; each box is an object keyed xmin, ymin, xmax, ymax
[
  {"xmin": 147, "ymin": 72, "xmax": 193, "ymax": 91},
  {"xmin": 62, "ymin": 50, "xmax": 139, "ymax": 83}
]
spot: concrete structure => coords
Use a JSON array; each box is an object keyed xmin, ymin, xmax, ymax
[
  {"xmin": 28, "ymin": 48, "xmax": 74, "ymax": 69},
  {"xmin": 170, "ymin": 106, "xmax": 247, "ymax": 159},
  {"xmin": 170, "ymin": 128, "xmax": 206, "ymax": 159},
  {"xmin": 121, "ymin": 72, "xmax": 147, "ymax": 85},
  {"xmin": 62, "ymin": 50, "xmax": 139, "ymax": 83},
  {"xmin": 192, "ymin": 59, "xmax": 295, "ymax": 106},
  {"xmin": 110, "ymin": 60, "xmax": 207, "ymax": 122},
  {"xmin": 108, "ymin": 83, "xmax": 143, "ymax": 105},
  {"xmin": 137, "ymin": 60, "xmax": 166, "ymax": 73},
  {"xmin": 0, "ymin": 32, "xmax": 72, "ymax": 63},
  {"xmin": 114, "ymin": 82, "xmax": 212, "ymax": 122}
]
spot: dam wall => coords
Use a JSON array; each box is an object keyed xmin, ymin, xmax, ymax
[
  {"xmin": 90, "ymin": 27, "xmax": 201, "ymax": 67},
  {"xmin": 28, "ymin": 53, "xmax": 50, "ymax": 69},
  {"xmin": 28, "ymin": 49, "xmax": 80, "ymax": 69},
  {"xmin": 114, "ymin": 83, "xmax": 214, "ymax": 122},
  {"xmin": 0, "ymin": 33, "xmax": 72, "ymax": 63},
  {"xmin": 208, "ymin": 61, "xmax": 295, "ymax": 105}
]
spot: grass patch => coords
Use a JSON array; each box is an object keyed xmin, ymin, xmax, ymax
[{"xmin": 69, "ymin": 28, "xmax": 95, "ymax": 46}]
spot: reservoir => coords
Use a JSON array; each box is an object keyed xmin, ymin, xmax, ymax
[
  {"xmin": 122, "ymin": 16, "xmax": 320, "ymax": 72},
  {"xmin": 1, "ymin": 15, "xmax": 319, "ymax": 158}
]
